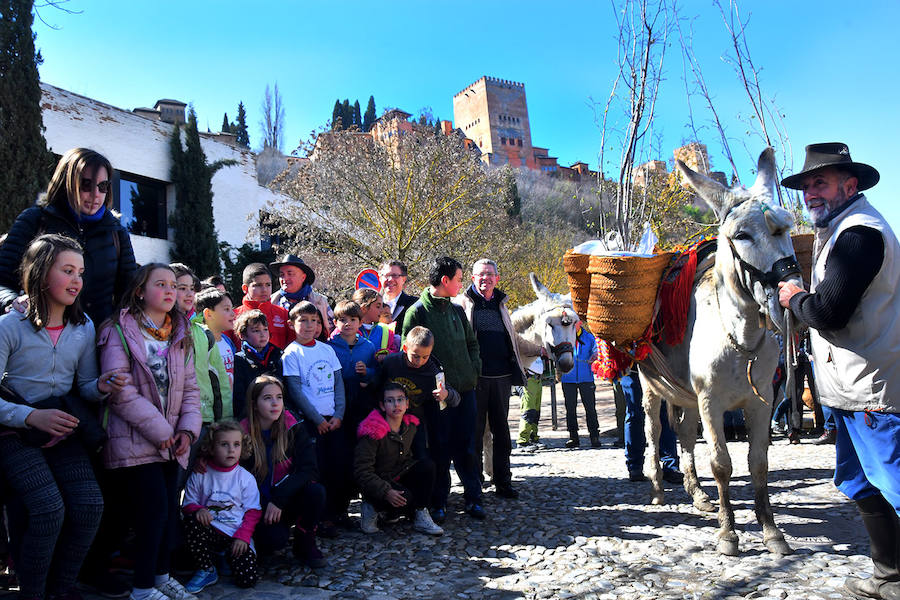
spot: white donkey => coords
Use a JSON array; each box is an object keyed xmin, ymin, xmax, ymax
[
  {"xmin": 638, "ymin": 148, "xmax": 800, "ymax": 556},
  {"xmin": 482, "ymin": 274, "xmax": 577, "ymax": 479}
]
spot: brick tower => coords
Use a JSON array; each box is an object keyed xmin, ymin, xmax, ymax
[{"xmin": 453, "ymin": 76, "xmax": 535, "ymax": 169}]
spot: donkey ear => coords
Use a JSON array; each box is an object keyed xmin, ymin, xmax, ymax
[
  {"xmin": 749, "ymin": 147, "xmax": 776, "ymax": 204},
  {"xmin": 530, "ymin": 273, "xmax": 551, "ymax": 300},
  {"xmin": 676, "ymin": 159, "xmax": 729, "ymax": 219}
]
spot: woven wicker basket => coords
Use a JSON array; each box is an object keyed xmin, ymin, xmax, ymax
[
  {"xmin": 586, "ymin": 253, "xmax": 673, "ymax": 344},
  {"xmin": 791, "ymin": 233, "xmax": 814, "ymax": 284},
  {"xmin": 564, "ymin": 250, "xmax": 592, "ymax": 318}
]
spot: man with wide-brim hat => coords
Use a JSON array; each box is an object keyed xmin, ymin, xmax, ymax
[
  {"xmin": 779, "ymin": 142, "xmax": 900, "ymax": 600},
  {"xmin": 270, "ymin": 253, "xmax": 333, "ymax": 333}
]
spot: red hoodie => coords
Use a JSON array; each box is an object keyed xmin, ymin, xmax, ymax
[{"xmin": 229, "ymin": 297, "xmax": 295, "ymax": 350}]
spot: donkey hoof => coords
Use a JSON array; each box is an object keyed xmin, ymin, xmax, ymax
[
  {"xmin": 765, "ymin": 538, "xmax": 793, "ymax": 555},
  {"xmin": 716, "ymin": 538, "xmax": 740, "ymax": 556},
  {"xmin": 650, "ymin": 494, "xmax": 665, "ymax": 506},
  {"xmin": 693, "ymin": 498, "xmax": 716, "ymax": 513}
]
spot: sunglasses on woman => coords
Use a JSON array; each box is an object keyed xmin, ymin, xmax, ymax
[{"xmin": 81, "ymin": 178, "xmax": 111, "ymax": 194}]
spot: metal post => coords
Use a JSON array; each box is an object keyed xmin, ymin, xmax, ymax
[{"xmin": 548, "ymin": 362, "xmax": 558, "ymax": 430}]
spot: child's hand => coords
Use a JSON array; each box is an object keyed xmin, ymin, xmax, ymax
[
  {"xmin": 329, "ymin": 417, "xmax": 342, "ymax": 431},
  {"xmin": 193, "ymin": 456, "xmax": 208, "ymax": 474},
  {"xmin": 11, "ymin": 294, "xmax": 28, "ymax": 314},
  {"xmin": 231, "ymin": 538, "xmax": 249, "ymax": 557},
  {"xmin": 25, "ymin": 409, "xmax": 78, "ymax": 436},
  {"xmin": 264, "ymin": 502, "xmax": 282, "ymax": 525},
  {"xmin": 432, "ymin": 380, "xmax": 448, "ymax": 402},
  {"xmin": 385, "ymin": 489, "xmax": 407, "ymax": 508},
  {"xmin": 316, "ymin": 420, "xmax": 331, "ymax": 435},
  {"xmin": 173, "ymin": 432, "xmax": 192, "ymax": 456},
  {"xmin": 354, "ymin": 361, "xmax": 367, "ymax": 375},
  {"xmin": 97, "ymin": 369, "xmax": 131, "ymax": 395},
  {"xmin": 196, "ymin": 509, "xmax": 213, "ymax": 527}
]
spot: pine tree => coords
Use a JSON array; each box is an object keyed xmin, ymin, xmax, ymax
[
  {"xmin": 0, "ymin": 0, "xmax": 53, "ymax": 232},
  {"xmin": 362, "ymin": 95, "xmax": 376, "ymax": 132},
  {"xmin": 221, "ymin": 112, "xmax": 231, "ymax": 133},
  {"xmin": 169, "ymin": 109, "xmax": 236, "ymax": 275},
  {"xmin": 331, "ymin": 99, "xmax": 343, "ymax": 130},
  {"xmin": 341, "ymin": 99, "xmax": 351, "ymax": 131},
  {"xmin": 352, "ymin": 100, "xmax": 361, "ymax": 130},
  {"xmin": 234, "ymin": 101, "xmax": 250, "ymax": 147}
]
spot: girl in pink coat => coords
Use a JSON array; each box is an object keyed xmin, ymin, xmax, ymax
[{"xmin": 98, "ymin": 262, "xmax": 202, "ymax": 600}]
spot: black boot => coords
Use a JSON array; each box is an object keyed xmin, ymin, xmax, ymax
[{"xmin": 845, "ymin": 494, "xmax": 900, "ymax": 600}]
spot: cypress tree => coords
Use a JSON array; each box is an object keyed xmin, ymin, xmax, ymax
[
  {"xmin": 331, "ymin": 99, "xmax": 343, "ymax": 130},
  {"xmin": 352, "ymin": 100, "xmax": 361, "ymax": 130},
  {"xmin": 234, "ymin": 101, "xmax": 250, "ymax": 147},
  {"xmin": 0, "ymin": 0, "xmax": 53, "ymax": 232},
  {"xmin": 362, "ymin": 95, "xmax": 376, "ymax": 132},
  {"xmin": 221, "ymin": 112, "xmax": 231, "ymax": 133},
  {"xmin": 169, "ymin": 109, "xmax": 235, "ymax": 275},
  {"xmin": 341, "ymin": 99, "xmax": 351, "ymax": 131}
]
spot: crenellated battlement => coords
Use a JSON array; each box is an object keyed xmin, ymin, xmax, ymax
[{"xmin": 454, "ymin": 75, "xmax": 525, "ymax": 98}]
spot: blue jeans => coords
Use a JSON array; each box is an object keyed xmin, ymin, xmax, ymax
[
  {"xmin": 822, "ymin": 405, "xmax": 836, "ymax": 431},
  {"xmin": 620, "ymin": 371, "xmax": 679, "ymax": 474}
]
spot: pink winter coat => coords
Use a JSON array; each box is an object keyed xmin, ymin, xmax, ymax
[{"xmin": 98, "ymin": 310, "xmax": 202, "ymax": 469}]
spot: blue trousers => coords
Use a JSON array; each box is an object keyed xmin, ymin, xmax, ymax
[
  {"xmin": 620, "ymin": 371, "xmax": 679, "ymax": 474},
  {"xmin": 832, "ymin": 408, "xmax": 900, "ymax": 515}
]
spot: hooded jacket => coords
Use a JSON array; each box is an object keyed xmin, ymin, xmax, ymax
[
  {"xmin": 401, "ymin": 288, "xmax": 481, "ymax": 393},
  {"xmin": 353, "ymin": 409, "xmax": 419, "ymax": 500},
  {"xmin": 98, "ymin": 310, "xmax": 202, "ymax": 469},
  {"xmin": 0, "ymin": 202, "xmax": 137, "ymax": 325},
  {"xmin": 231, "ymin": 297, "xmax": 294, "ymax": 350}
]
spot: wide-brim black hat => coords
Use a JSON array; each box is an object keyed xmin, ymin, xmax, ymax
[
  {"xmin": 269, "ymin": 254, "xmax": 315, "ymax": 287},
  {"xmin": 781, "ymin": 142, "xmax": 880, "ymax": 191}
]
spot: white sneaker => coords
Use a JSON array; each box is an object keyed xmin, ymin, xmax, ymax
[
  {"xmin": 156, "ymin": 576, "xmax": 198, "ymax": 600},
  {"xmin": 360, "ymin": 501, "xmax": 380, "ymax": 534},
  {"xmin": 413, "ymin": 508, "xmax": 444, "ymax": 536},
  {"xmin": 130, "ymin": 589, "xmax": 169, "ymax": 600}
]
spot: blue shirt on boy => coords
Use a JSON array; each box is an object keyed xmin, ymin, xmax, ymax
[{"xmin": 560, "ymin": 327, "xmax": 597, "ymax": 385}]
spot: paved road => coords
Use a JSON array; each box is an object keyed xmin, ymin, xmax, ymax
[{"xmin": 10, "ymin": 383, "xmax": 869, "ymax": 600}]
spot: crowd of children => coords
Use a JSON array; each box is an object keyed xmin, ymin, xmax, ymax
[{"xmin": 0, "ymin": 243, "xmax": 497, "ymax": 600}]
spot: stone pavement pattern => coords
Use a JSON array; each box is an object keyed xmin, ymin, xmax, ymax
[{"xmin": 69, "ymin": 384, "xmax": 872, "ymax": 599}]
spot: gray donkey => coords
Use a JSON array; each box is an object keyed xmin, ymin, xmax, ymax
[{"xmin": 638, "ymin": 148, "xmax": 800, "ymax": 556}]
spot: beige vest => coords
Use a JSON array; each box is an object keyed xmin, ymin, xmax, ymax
[{"xmin": 809, "ymin": 196, "xmax": 900, "ymax": 412}]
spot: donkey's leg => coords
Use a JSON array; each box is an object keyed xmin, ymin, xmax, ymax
[
  {"xmin": 744, "ymin": 399, "xmax": 792, "ymax": 555},
  {"xmin": 699, "ymin": 398, "xmax": 739, "ymax": 556},
  {"xmin": 642, "ymin": 389, "xmax": 665, "ymax": 506},
  {"xmin": 678, "ymin": 405, "xmax": 715, "ymax": 512}
]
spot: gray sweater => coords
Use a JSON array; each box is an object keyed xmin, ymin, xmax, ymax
[{"xmin": 0, "ymin": 311, "xmax": 102, "ymax": 428}]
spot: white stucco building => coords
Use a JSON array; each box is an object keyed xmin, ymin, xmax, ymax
[{"xmin": 39, "ymin": 82, "xmax": 286, "ymax": 265}]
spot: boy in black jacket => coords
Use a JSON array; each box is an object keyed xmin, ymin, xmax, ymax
[{"xmin": 233, "ymin": 310, "xmax": 283, "ymax": 419}]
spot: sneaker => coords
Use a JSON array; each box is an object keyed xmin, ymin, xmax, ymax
[
  {"xmin": 155, "ymin": 577, "xmax": 197, "ymax": 600},
  {"xmin": 430, "ymin": 507, "xmax": 447, "ymax": 525},
  {"xmin": 360, "ymin": 502, "xmax": 380, "ymax": 534},
  {"xmin": 771, "ymin": 421, "xmax": 788, "ymax": 435},
  {"xmin": 77, "ymin": 571, "xmax": 132, "ymax": 598},
  {"xmin": 662, "ymin": 469, "xmax": 685, "ymax": 484},
  {"xmin": 412, "ymin": 508, "xmax": 444, "ymax": 536},
  {"xmin": 516, "ymin": 440, "xmax": 532, "ymax": 448},
  {"xmin": 565, "ymin": 438, "xmax": 580, "ymax": 449},
  {"xmin": 628, "ymin": 471, "xmax": 648, "ymax": 482},
  {"xmin": 465, "ymin": 503, "xmax": 487, "ymax": 520},
  {"xmin": 293, "ymin": 527, "xmax": 327, "ymax": 569},
  {"xmin": 184, "ymin": 568, "xmax": 217, "ymax": 594},
  {"xmin": 495, "ymin": 484, "xmax": 519, "ymax": 499},
  {"xmin": 333, "ymin": 513, "xmax": 360, "ymax": 531},
  {"xmin": 813, "ymin": 429, "xmax": 836, "ymax": 445},
  {"xmin": 129, "ymin": 589, "xmax": 168, "ymax": 600}
]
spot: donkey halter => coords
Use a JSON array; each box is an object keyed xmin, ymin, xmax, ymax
[{"xmin": 543, "ymin": 304, "xmax": 575, "ymax": 357}]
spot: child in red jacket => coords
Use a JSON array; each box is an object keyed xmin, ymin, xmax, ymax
[{"xmin": 229, "ymin": 263, "xmax": 293, "ymax": 350}]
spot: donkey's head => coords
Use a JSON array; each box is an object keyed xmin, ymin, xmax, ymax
[
  {"xmin": 529, "ymin": 273, "xmax": 578, "ymax": 373},
  {"xmin": 676, "ymin": 148, "xmax": 802, "ymax": 333}
]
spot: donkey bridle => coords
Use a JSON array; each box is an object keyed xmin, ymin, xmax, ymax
[{"xmin": 726, "ymin": 237, "xmax": 801, "ymax": 293}]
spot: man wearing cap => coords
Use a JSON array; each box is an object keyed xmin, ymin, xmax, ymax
[
  {"xmin": 379, "ymin": 260, "xmax": 417, "ymax": 327},
  {"xmin": 778, "ymin": 143, "xmax": 900, "ymax": 600},
  {"xmin": 270, "ymin": 254, "xmax": 334, "ymax": 333}
]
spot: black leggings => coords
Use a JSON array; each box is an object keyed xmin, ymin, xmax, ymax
[
  {"xmin": 0, "ymin": 435, "xmax": 103, "ymax": 598},
  {"xmin": 110, "ymin": 461, "xmax": 180, "ymax": 589},
  {"xmin": 183, "ymin": 516, "xmax": 257, "ymax": 588}
]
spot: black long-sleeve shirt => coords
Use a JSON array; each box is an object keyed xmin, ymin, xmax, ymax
[{"xmin": 789, "ymin": 226, "xmax": 884, "ymax": 331}]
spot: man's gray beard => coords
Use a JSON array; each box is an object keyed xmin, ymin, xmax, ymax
[{"xmin": 813, "ymin": 188, "xmax": 849, "ymax": 227}]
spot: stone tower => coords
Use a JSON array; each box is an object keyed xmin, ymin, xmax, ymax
[{"xmin": 453, "ymin": 76, "xmax": 535, "ymax": 169}]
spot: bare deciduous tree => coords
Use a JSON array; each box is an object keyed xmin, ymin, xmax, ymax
[{"xmin": 260, "ymin": 82, "xmax": 285, "ymax": 151}]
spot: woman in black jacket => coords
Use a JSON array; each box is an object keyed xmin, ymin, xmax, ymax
[{"xmin": 0, "ymin": 148, "xmax": 137, "ymax": 325}]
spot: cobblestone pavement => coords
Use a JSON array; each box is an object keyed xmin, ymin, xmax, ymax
[{"xmin": 60, "ymin": 383, "xmax": 872, "ymax": 599}]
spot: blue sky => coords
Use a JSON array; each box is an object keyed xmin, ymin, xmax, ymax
[{"xmin": 33, "ymin": 0, "xmax": 900, "ymax": 229}]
